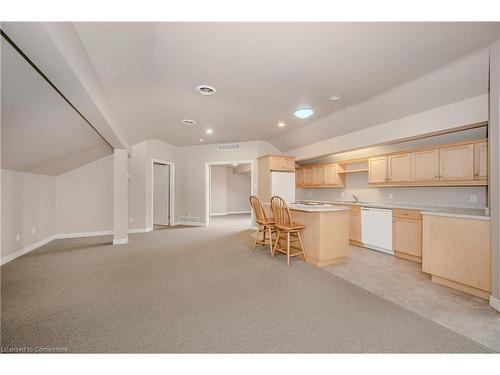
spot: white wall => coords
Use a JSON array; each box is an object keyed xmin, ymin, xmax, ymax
[
  {"xmin": 210, "ymin": 166, "xmax": 227, "ymax": 215},
  {"xmin": 226, "ymin": 169, "xmax": 251, "ymax": 213},
  {"xmin": 1, "ymin": 169, "xmax": 55, "ymax": 260},
  {"xmin": 55, "ymin": 154, "xmax": 113, "ymax": 234}
]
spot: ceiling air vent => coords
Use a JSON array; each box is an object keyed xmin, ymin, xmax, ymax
[
  {"xmin": 182, "ymin": 119, "xmax": 196, "ymax": 126},
  {"xmin": 217, "ymin": 143, "xmax": 240, "ymax": 152},
  {"xmin": 196, "ymin": 85, "xmax": 217, "ymax": 96}
]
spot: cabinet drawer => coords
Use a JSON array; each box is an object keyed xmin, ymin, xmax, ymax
[{"xmin": 392, "ymin": 209, "xmax": 421, "ymax": 220}]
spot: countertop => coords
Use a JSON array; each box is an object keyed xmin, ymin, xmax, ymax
[
  {"xmin": 287, "ymin": 203, "xmax": 350, "ymax": 213},
  {"xmin": 295, "ymin": 200, "xmax": 490, "ymax": 221}
]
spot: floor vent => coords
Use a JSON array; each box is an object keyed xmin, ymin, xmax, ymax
[
  {"xmin": 217, "ymin": 143, "xmax": 240, "ymax": 152},
  {"xmin": 179, "ymin": 216, "xmax": 201, "ymax": 223}
]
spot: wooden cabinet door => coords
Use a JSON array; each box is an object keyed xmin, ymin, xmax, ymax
[
  {"xmin": 349, "ymin": 212, "xmax": 361, "ymax": 243},
  {"xmin": 313, "ymin": 166, "xmax": 326, "ymax": 185},
  {"xmin": 474, "ymin": 142, "xmax": 488, "ymax": 181},
  {"xmin": 305, "ymin": 167, "xmax": 314, "ymax": 186},
  {"xmin": 393, "ymin": 218, "xmax": 422, "ymax": 257},
  {"xmin": 411, "ymin": 149, "xmax": 439, "ymax": 182},
  {"xmin": 284, "ymin": 158, "xmax": 295, "ymax": 172},
  {"xmin": 368, "ymin": 157, "xmax": 388, "ymax": 184},
  {"xmin": 324, "ymin": 164, "xmax": 338, "ymax": 185},
  {"xmin": 388, "ymin": 153, "xmax": 411, "ymax": 182},
  {"xmin": 295, "ymin": 168, "xmax": 305, "ymax": 187},
  {"xmin": 439, "ymin": 144, "xmax": 474, "ymax": 181},
  {"xmin": 268, "ymin": 156, "xmax": 283, "ymax": 171}
]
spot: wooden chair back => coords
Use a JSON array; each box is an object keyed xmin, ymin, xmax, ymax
[
  {"xmin": 270, "ymin": 196, "xmax": 293, "ymax": 228},
  {"xmin": 249, "ymin": 196, "xmax": 268, "ymax": 224}
]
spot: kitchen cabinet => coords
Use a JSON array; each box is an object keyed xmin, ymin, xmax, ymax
[
  {"xmin": 296, "ymin": 168, "xmax": 306, "ymax": 187},
  {"xmin": 411, "ymin": 149, "xmax": 439, "ymax": 182},
  {"xmin": 368, "ymin": 157, "xmax": 388, "ymax": 184},
  {"xmin": 296, "ymin": 163, "xmax": 344, "ymax": 188},
  {"xmin": 474, "ymin": 141, "xmax": 488, "ymax": 181},
  {"xmin": 422, "ymin": 214, "xmax": 490, "ymax": 299},
  {"xmin": 268, "ymin": 155, "xmax": 296, "ymax": 172},
  {"xmin": 438, "ymin": 144, "xmax": 474, "ymax": 181},
  {"xmin": 392, "ymin": 209, "xmax": 422, "ymax": 263},
  {"xmin": 388, "ymin": 153, "xmax": 412, "ymax": 182},
  {"xmin": 348, "ymin": 206, "xmax": 362, "ymax": 246}
]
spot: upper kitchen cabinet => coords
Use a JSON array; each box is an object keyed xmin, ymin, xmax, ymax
[
  {"xmin": 411, "ymin": 149, "xmax": 439, "ymax": 182},
  {"xmin": 268, "ymin": 155, "xmax": 296, "ymax": 172},
  {"xmin": 388, "ymin": 153, "xmax": 412, "ymax": 182},
  {"xmin": 368, "ymin": 156, "xmax": 388, "ymax": 184},
  {"xmin": 438, "ymin": 144, "xmax": 474, "ymax": 181},
  {"xmin": 296, "ymin": 163, "xmax": 344, "ymax": 188},
  {"xmin": 474, "ymin": 141, "xmax": 488, "ymax": 181},
  {"xmin": 296, "ymin": 167, "xmax": 306, "ymax": 187}
]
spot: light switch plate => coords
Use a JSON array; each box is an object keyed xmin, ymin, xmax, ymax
[
  {"xmin": 470, "ymin": 194, "xmax": 478, "ymax": 203},
  {"xmin": 32, "ymin": 227, "xmax": 36, "ymax": 234},
  {"xmin": 388, "ymin": 193, "xmax": 394, "ymax": 200},
  {"xmin": 16, "ymin": 234, "xmax": 20, "ymax": 242}
]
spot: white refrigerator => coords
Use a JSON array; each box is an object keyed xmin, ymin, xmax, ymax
[{"xmin": 270, "ymin": 171, "xmax": 296, "ymax": 203}]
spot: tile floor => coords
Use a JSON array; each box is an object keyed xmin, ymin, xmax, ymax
[{"xmin": 324, "ymin": 246, "xmax": 500, "ymax": 351}]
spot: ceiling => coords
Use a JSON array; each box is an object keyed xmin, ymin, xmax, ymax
[
  {"xmin": 1, "ymin": 36, "xmax": 112, "ymax": 175},
  {"xmin": 73, "ymin": 22, "xmax": 500, "ymax": 150}
]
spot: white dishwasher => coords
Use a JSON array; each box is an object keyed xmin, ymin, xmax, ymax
[{"xmin": 361, "ymin": 207, "xmax": 393, "ymax": 254}]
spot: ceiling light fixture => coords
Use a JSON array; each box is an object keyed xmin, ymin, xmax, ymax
[
  {"xmin": 182, "ymin": 119, "xmax": 196, "ymax": 126},
  {"xmin": 294, "ymin": 108, "xmax": 314, "ymax": 119},
  {"xmin": 233, "ymin": 163, "xmax": 238, "ymax": 167},
  {"xmin": 205, "ymin": 128, "xmax": 213, "ymax": 134},
  {"xmin": 278, "ymin": 122, "xmax": 286, "ymax": 127},
  {"xmin": 329, "ymin": 94, "xmax": 341, "ymax": 101},
  {"xmin": 196, "ymin": 85, "xmax": 217, "ymax": 96},
  {"xmin": 199, "ymin": 138, "xmax": 204, "ymax": 142}
]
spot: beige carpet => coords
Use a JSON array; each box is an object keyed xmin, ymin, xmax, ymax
[{"xmin": 0, "ymin": 223, "xmax": 494, "ymax": 353}]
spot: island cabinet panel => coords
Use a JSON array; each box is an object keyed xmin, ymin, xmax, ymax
[
  {"xmin": 388, "ymin": 153, "xmax": 412, "ymax": 182},
  {"xmin": 348, "ymin": 206, "xmax": 362, "ymax": 246},
  {"xmin": 368, "ymin": 156, "xmax": 388, "ymax": 184},
  {"xmin": 422, "ymin": 214, "xmax": 491, "ymax": 299},
  {"xmin": 411, "ymin": 149, "xmax": 439, "ymax": 182},
  {"xmin": 474, "ymin": 141, "xmax": 488, "ymax": 181},
  {"xmin": 438, "ymin": 144, "xmax": 474, "ymax": 181}
]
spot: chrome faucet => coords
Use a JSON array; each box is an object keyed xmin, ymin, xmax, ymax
[{"xmin": 352, "ymin": 193, "xmax": 359, "ymax": 203}]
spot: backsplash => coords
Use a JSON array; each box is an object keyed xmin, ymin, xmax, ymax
[{"xmin": 295, "ymin": 172, "xmax": 487, "ymax": 209}]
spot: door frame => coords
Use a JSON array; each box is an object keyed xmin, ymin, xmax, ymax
[
  {"xmin": 205, "ymin": 160, "xmax": 254, "ymax": 227},
  {"xmin": 151, "ymin": 159, "xmax": 175, "ymax": 227}
]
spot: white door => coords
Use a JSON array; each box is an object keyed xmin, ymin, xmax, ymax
[{"xmin": 153, "ymin": 163, "xmax": 170, "ymax": 226}]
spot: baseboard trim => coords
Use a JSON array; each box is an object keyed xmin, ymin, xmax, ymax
[
  {"xmin": 210, "ymin": 213, "xmax": 227, "ymax": 217},
  {"xmin": 210, "ymin": 211, "xmax": 251, "ymax": 217},
  {"xmin": 54, "ymin": 230, "xmax": 113, "ymax": 239},
  {"xmin": 1, "ymin": 235, "xmax": 56, "ymax": 266},
  {"xmin": 128, "ymin": 227, "xmax": 153, "ymax": 233},
  {"xmin": 113, "ymin": 237, "xmax": 128, "ymax": 245},
  {"xmin": 174, "ymin": 221, "xmax": 205, "ymax": 227},
  {"xmin": 490, "ymin": 295, "xmax": 500, "ymax": 312}
]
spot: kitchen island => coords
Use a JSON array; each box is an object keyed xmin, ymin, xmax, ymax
[{"xmin": 285, "ymin": 203, "xmax": 350, "ymax": 267}]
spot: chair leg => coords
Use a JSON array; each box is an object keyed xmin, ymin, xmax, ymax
[
  {"xmin": 287, "ymin": 232, "xmax": 290, "ymax": 266},
  {"xmin": 253, "ymin": 225, "xmax": 260, "ymax": 250},
  {"xmin": 272, "ymin": 230, "xmax": 280, "ymax": 257},
  {"xmin": 267, "ymin": 226, "xmax": 273, "ymax": 255},
  {"xmin": 297, "ymin": 231, "xmax": 306, "ymax": 262}
]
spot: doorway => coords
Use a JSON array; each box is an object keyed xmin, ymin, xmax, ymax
[
  {"xmin": 152, "ymin": 161, "xmax": 172, "ymax": 228},
  {"xmin": 206, "ymin": 161, "xmax": 254, "ymax": 228}
]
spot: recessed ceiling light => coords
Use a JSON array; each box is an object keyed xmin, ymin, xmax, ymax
[
  {"xmin": 205, "ymin": 128, "xmax": 213, "ymax": 134},
  {"xmin": 182, "ymin": 119, "xmax": 196, "ymax": 126},
  {"xmin": 329, "ymin": 94, "xmax": 341, "ymax": 101},
  {"xmin": 199, "ymin": 138, "xmax": 204, "ymax": 142},
  {"xmin": 294, "ymin": 108, "xmax": 314, "ymax": 119},
  {"xmin": 278, "ymin": 122, "xmax": 286, "ymax": 127},
  {"xmin": 196, "ymin": 85, "xmax": 216, "ymax": 96},
  {"xmin": 233, "ymin": 163, "xmax": 238, "ymax": 167}
]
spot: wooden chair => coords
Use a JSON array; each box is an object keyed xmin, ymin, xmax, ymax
[
  {"xmin": 249, "ymin": 196, "xmax": 276, "ymax": 254},
  {"xmin": 270, "ymin": 196, "xmax": 306, "ymax": 266}
]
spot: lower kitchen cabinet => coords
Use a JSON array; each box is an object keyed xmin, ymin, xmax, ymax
[{"xmin": 392, "ymin": 211, "xmax": 422, "ymax": 263}]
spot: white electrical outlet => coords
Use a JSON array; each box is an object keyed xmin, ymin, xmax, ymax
[
  {"xmin": 341, "ymin": 192, "xmax": 345, "ymax": 198},
  {"xmin": 16, "ymin": 234, "xmax": 21, "ymax": 242},
  {"xmin": 129, "ymin": 217, "xmax": 134, "ymax": 223},
  {"xmin": 388, "ymin": 193, "xmax": 394, "ymax": 200},
  {"xmin": 32, "ymin": 227, "xmax": 36, "ymax": 234},
  {"xmin": 470, "ymin": 194, "xmax": 478, "ymax": 203}
]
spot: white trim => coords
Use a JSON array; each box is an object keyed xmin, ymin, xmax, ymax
[
  {"xmin": 227, "ymin": 211, "xmax": 251, "ymax": 215},
  {"xmin": 205, "ymin": 160, "xmax": 255, "ymax": 228},
  {"xmin": 151, "ymin": 159, "xmax": 175, "ymax": 228},
  {"xmin": 174, "ymin": 221, "xmax": 205, "ymax": 227},
  {"xmin": 1, "ymin": 235, "xmax": 55, "ymax": 265},
  {"xmin": 210, "ymin": 212, "xmax": 228, "ymax": 216},
  {"xmin": 128, "ymin": 227, "xmax": 153, "ymax": 233},
  {"xmin": 54, "ymin": 231, "xmax": 113, "ymax": 239},
  {"xmin": 490, "ymin": 295, "xmax": 500, "ymax": 312},
  {"xmin": 113, "ymin": 237, "xmax": 128, "ymax": 245}
]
